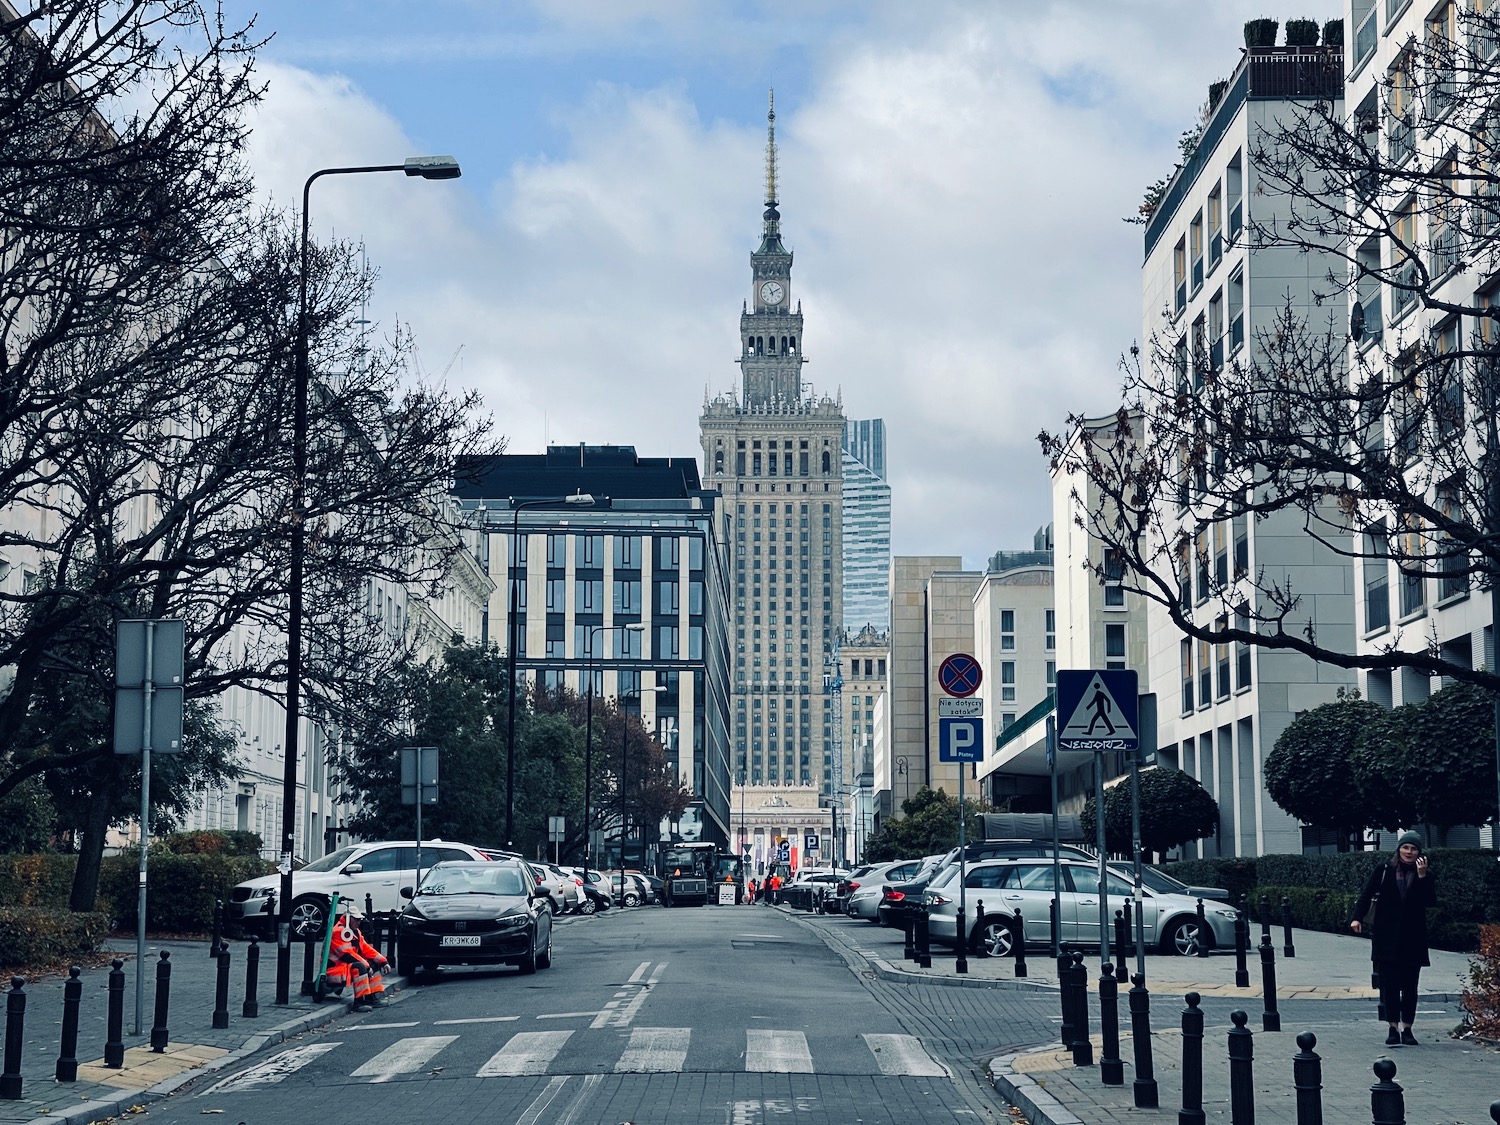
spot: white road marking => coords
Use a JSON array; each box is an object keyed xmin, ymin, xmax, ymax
[
  {"xmin": 477, "ymin": 1030, "xmax": 575, "ymax": 1077},
  {"xmin": 591, "ymin": 962, "xmax": 666, "ymax": 1028},
  {"xmin": 863, "ymin": 1033, "xmax": 952, "ymax": 1077},
  {"xmin": 350, "ymin": 1035, "xmax": 457, "ymax": 1083},
  {"xmin": 347, "ymin": 1021, "xmax": 419, "ymax": 1030},
  {"xmin": 515, "ymin": 1075, "xmax": 570, "ymax": 1125},
  {"xmin": 200, "ymin": 1042, "xmax": 341, "ymax": 1094},
  {"xmin": 435, "ymin": 1015, "xmax": 521, "ymax": 1024},
  {"xmin": 745, "ymin": 1029, "xmax": 813, "ymax": 1073},
  {"xmin": 627, "ymin": 961, "xmax": 651, "ymax": 984},
  {"xmin": 555, "ymin": 1073, "xmax": 606, "ymax": 1125},
  {"xmin": 616, "ymin": 1027, "xmax": 690, "ymax": 1072},
  {"xmin": 537, "ymin": 1011, "xmax": 603, "ymax": 1019}
]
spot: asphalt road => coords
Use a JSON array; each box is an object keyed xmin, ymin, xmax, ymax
[{"xmin": 132, "ymin": 905, "xmax": 1012, "ymax": 1125}]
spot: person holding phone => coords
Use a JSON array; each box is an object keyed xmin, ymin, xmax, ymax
[{"xmin": 1349, "ymin": 830, "xmax": 1435, "ymax": 1046}]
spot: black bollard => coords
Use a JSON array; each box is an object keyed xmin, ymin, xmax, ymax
[
  {"xmin": 0, "ymin": 977, "xmax": 24, "ymax": 1099},
  {"xmin": 1228, "ymin": 1009, "xmax": 1255, "ymax": 1125},
  {"xmin": 213, "ymin": 942, "xmax": 231, "ymax": 1029},
  {"xmin": 1070, "ymin": 951, "xmax": 1093, "ymax": 1067},
  {"xmin": 1370, "ymin": 1057, "xmax": 1404, "ymax": 1125},
  {"xmin": 150, "ymin": 949, "xmax": 172, "ymax": 1053},
  {"xmin": 386, "ymin": 912, "xmax": 399, "ymax": 961},
  {"xmin": 1259, "ymin": 935, "xmax": 1281, "ymax": 1032},
  {"xmin": 105, "ymin": 959, "xmax": 125, "ymax": 1068},
  {"xmin": 301, "ymin": 935, "xmax": 317, "ymax": 996},
  {"xmin": 1259, "ymin": 894, "xmax": 1272, "ymax": 946},
  {"xmin": 365, "ymin": 892, "xmax": 375, "ymax": 919},
  {"xmin": 916, "ymin": 903, "xmax": 932, "ymax": 969},
  {"xmin": 1123, "ymin": 898, "xmax": 1134, "ymax": 958},
  {"xmin": 1013, "ymin": 910, "xmax": 1028, "ymax": 977},
  {"xmin": 210, "ymin": 898, "xmax": 224, "ymax": 958},
  {"xmin": 1489, "ymin": 1100, "xmax": 1500, "ymax": 1125},
  {"xmin": 1058, "ymin": 946, "xmax": 1076, "ymax": 1048},
  {"xmin": 1235, "ymin": 908, "xmax": 1251, "ymax": 989},
  {"xmin": 1114, "ymin": 910, "xmax": 1128, "ymax": 980},
  {"xmin": 243, "ymin": 938, "xmax": 260, "ymax": 1019},
  {"xmin": 1293, "ymin": 1030, "xmax": 1322, "ymax": 1125},
  {"xmin": 1196, "ymin": 898, "xmax": 1210, "ymax": 957},
  {"xmin": 956, "ymin": 902, "xmax": 968, "ymax": 975},
  {"xmin": 1049, "ymin": 897, "xmax": 1059, "ymax": 955},
  {"xmin": 1099, "ymin": 963, "xmax": 1124, "ymax": 1085},
  {"xmin": 1179, "ymin": 992, "xmax": 1205, "ymax": 1125},
  {"xmin": 55, "ymin": 966, "xmax": 82, "ymax": 1082},
  {"xmin": 903, "ymin": 908, "xmax": 916, "ymax": 962},
  {"xmin": 1129, "ymin": 973, "xmax": 1158, "ymax": 1108},
  {"xmin": 1281, "ymin": 896, "xmax": 1296, "ymax": 958}
]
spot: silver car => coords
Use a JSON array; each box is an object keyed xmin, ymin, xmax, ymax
[
  {"xmin": 922, "ymin": 858, "xmax": 1238, "ymax": 957},
  {"xmin": 846, "ymin": 859, "xmax": 927, "ymax": 921}
]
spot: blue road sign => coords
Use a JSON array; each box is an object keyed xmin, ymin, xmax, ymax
[
  {"xmin": 1055, "ymin": 669, "xmax": 1139, "ymax": 751},
  {"xmin": 939, "ymin": 717, "xmax": 985, "ymax": 763},
  {"xmin": 937, "ymin": 653, "xmax": 983, "ymax": 697}
]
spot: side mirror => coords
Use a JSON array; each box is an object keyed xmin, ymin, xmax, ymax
[
  {"xmin": 400, "ymin": 886, "xmax": 414, "ymax": 899},
  {"xmin": 342, "ymin": 863, "xmax": 364, "ymax": 875}
]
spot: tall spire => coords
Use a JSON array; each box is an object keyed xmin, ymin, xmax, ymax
[{"xmin": 764, "ymin": 88, "xmax": 779, "ymax": 210}]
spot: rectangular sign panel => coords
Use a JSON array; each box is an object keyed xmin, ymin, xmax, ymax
[
  {"xmin": 1055, "ymin": 669, "xmax": 1139, "ymax": 751},
  {"xmin": 938, "ymin": 697, "xmax": 984, "ymax": 718},
  {"xmin": 113, "ymin": 686, "xmax": 184, "ymax": 755},
  {"xmin": 938, "ymin": 716, "xmax": 985, "ymax": 763}
]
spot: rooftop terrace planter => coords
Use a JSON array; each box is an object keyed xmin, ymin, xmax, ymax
[
  {"xmin": 1285, "ymin": 18, "xmax": 1320, "ymax": 46},
  {"xmin": 1244, "ymin": 18, "xmax": 1279, "ymax": 48}
]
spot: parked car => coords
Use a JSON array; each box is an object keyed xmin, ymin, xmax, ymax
[
  {"xmin": 536, "ymin": 863, "xmax": 583, "ymax": 914},
  {"xmin": 625, "ymin": 869, "xmax": 662, "ymax": 904},
  {"xmin": 922, "ymin": 858, "xmax": 1239, "ymax": 957},
  {"xmin": 563, "ymin": 868, "xmax": 613, "ymax": 914},
  {"xmin": 1140, "ymin": 865, "xmax": 1230, "ymax": 903},
  {"xmin": 876, "ymin": 854, "xmax": 949, "ymax": 928},
  {"xmin": 608, "ymin": 872, "xmax": 649, "ymax": 906},
  {"xmin": 845, "ymin": 859, "xmax": 928, "ymax": 921},
  {"xmin": 229, "ymin": 840, "xmax": 492, "ymax": 941},
  {"xmin": 397, "ymin": 861, "xmax": 553, "ymax": 977}
]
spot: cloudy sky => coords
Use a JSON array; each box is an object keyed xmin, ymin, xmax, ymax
[{"xmin": 222, "ymin": 0, "xmax": 1308, "ymax": 567}]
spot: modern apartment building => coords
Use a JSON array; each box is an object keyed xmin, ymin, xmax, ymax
[
  {"xmin": 838, "ymin": 623, "xmax": 888, "ymax": 858},
  {"xmin": 842, "ymin": 419, "xmax": 891, "ymax": 631},
  {"xmin": 454, "ymin": 445, "xmax": 733, "ymax": 848},
  {"xmin": 699, "ymin": 95, "xmax": 845, "ymax": 796}
]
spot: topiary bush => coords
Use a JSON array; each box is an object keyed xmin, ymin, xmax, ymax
[
  {"xmin": 1285, "ymin": 18, "xmax": 1320, "ymax": 45},
  {"xmin": 1245, "ymin": 18, "xmax": 1279, "ymax": 47},
  {"xmin": 98, "ymin": 851, "xmax": 270, "ymax": 930},
  {"xmin": 1322, "ymin": 17, "xmax": 1344, "ymax": 47},
  {"xmin": 0, "ymin": 907, "xmax": 110, "ymax": 967},
  {"xmin": 0, "ymin": 853, "xmax": 82, "ymax": 910}
]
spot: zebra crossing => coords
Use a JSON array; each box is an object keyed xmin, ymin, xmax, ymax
[{"xmin": 201, "ymin": 1026, "xmax": 949, "ymax": 1093}]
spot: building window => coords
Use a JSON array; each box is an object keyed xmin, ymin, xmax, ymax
[
  {"xmin": 1103, "ymin": 548, "xmax": 1125, "ymax": 607},
  {"xmin": 1181, "ymin": 639, "xmax": 1194, "ymax": 714},
  {"xmin": 1000, "ymin": 610, "xmax": 1015, "ymax": 650},
  {"xmin": 1229, "ymin": 268, "xmax": 1245, "ymax": 352},
  {"xmin": 1215, "ymin": 616, "xmax": 1231, "ymax": 700},
  {"xmin": 1235, "ymin": 603, "xmax": 1253, "ymax": 690},
  {"xmin": 1197, "ymin": 639, "xmax": 1212, "ymax": 708},
  {"xmin": 578, "ymin": 534, "xmax": 603, "ymax": 567},
  {"xmin": 1045, "ymin": 660, "xmax": 1056, "ymax": 688},
  {"xmin": 614, "ymin": 535, "xmax": 641, "ymax": 568},
  {"xmin": 1437, "ymin": 481, "xmax": 1469, "ymax": 601},
  {"xmin": 1363, "ymin": 527, "xmax": 1390, "ymax": 633},
  {"xmin": 1397, "ymin": 516, "xmax": 1425, "ymax": 618},
  {"xmin": 1105, "ymin": 623, "xmax": 1126, "ymax": 670},
  {"xmin": 546, "ymin": 534, "xmax": 567, "ymax": 567},
  {"xmin": 1001, "ymin": 661, "xmax": 1016, "ymax": 702},
  {"xmin": 1173, "ymin": 237, "xmax": 1187, "ymax": 313},
  {"xmin": 1044, "ymin": 610, "xmax": 1055, "ymax": 651}
]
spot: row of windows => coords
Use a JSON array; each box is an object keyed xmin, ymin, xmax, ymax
[
  {"xmin": 714, "ymin": 442, "xmax": 834, "ymax": 477},
  {"xmin": 996, "ymin": 608, "xmax": 1058, "ymax": 651},
  {"xmin": 1171, "ymin": 149, "xmax": 1244, "ymax": 315},
  {"xmin": 507, "ymin": 533, "xmax": 701, "ymax": 571},
  {"xmin": 1173, "ymin": 518, "xmax": 1251, "ymax": 605},
  {"xmin": 516, "ymin": 577, "xmax": 706, "ymax": 617},
  {"xmin": 1361, "ymin": 507, "xmax": 1469, "ymax": 634},
  {"xmin": 1178, "ymin": 615, "xmax": 1253, "ymax": 715}
]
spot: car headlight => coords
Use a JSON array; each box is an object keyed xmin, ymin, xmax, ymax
[
  {"xmin": 494, "ymin": 915, "xmax": 528, "ymax": 931},
  {"xmin": 249, "ymin": 887, "xmax": 274, "ymax": 899},
  {"xmin": 1213, "ymin": 909, "xmax": 1238, "ymax": 919},
  {"xmin": 400, "ymin": 911, "xmax": 426, "ymax": 926}
]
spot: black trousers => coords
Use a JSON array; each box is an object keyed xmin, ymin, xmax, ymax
[{"xmin": 1376, "ymin": 961, "xmax": 1422, "ymax": 1025}]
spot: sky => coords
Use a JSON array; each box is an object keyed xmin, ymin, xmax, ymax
[{"xmin": 218, "ymin": 0, "xmax": 1318, "ymax": 569}]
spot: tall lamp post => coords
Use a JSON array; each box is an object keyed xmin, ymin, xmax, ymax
[
  {"xmin": 277, "ymin": 155, "xmax": 460, "ymax": 1008},
  {"xmin": 582, "ymin": 622, "xmax": 645, "ymax": 887},
  {"xmin": 504, "ymin": 493, "xmax": 595, "ymax": 849}
]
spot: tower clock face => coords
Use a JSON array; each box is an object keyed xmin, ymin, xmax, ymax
[{"xmin": 759, "ymin": 280, "xmax": 785, "ymax": 306}]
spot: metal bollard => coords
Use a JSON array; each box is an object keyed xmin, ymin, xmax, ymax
[
  {"xmin": 1099, "ymin": 963, "xmax": 1123, "ymax": 1085},
  {"xmin": 1370, "ymin": 1057, "xmax": 1404, "ymax": 1125},
  {"xmin": 1049, "ymin": 897, "xmax": 1059, "ymax": 956},
  {"xmin": 955, "ymin": 903, "xmax": 968, "ymax": 975},
  {"xmin": 105, "ymin": 959, "xmax": 125, "ymax": 1068},
  {"xmin": 1228, "ymin": 1009, "xmax": 1255, "ymax": 1125},
  {"xmin": 1259, "ymin": 894, "xmax": 1272, "ymax": 946},
  {"xmin": 1070, "ymin": 951, "xmax": 1093, "ymax": 1067},
  {"xmin": 1259, "ymin": 936, "xmax": 1281, "ymax": 1032},
  {"xmin": 916, "ymin": 904, "xmax": 932, "ymax": 969},
  {"xmin": 386, "ymin": 912, "xmax": 399, "ymax": 961},
  {"xmin": 301, "ymin": 935, "xmax": 317, "ymax": 996},
  {"xmin": 1058, "ymin": 946, "xmax": 1076, "ymax": 1048},
  {"xmin": 1123, "ymin": 897, "xmax": 1134, "ymax": 957},
  {"xmin": 1235, "ymin": 908, "xmax": 1251, "ymax": 989},
  {"xmin": 1129, "ymin": 973, "xmax": 1158, "ymax": 1108},
  {"xmin": 904, "ymin": 909, "xmax": 916, "ymax": 962},
  {"xmin": 150, "ymin": 949, "xmax": 172, "ymax": 1053},
  {"xmin": 1281, "ymin": 896, "xmax": 1296, "ymax": 958},
  {"xmin": 243, "ymin": 938, "xmax": 260, "ymax": 1018},
  {"xmin": 1196, "ymin": 898, "xmax": 1210, "ymax": 957},
  {"xmin": 55, "ymin": 966, "xmax": 82, "ymax": 1082},
  {"xmin": 1114, "ymin": 910, "xmax": 1128, "ymax": 980},
  {"xmin": 1489, "ymin": 1100, "xmax": 1500, "ymax": 1125},
  {"xmin": 1013, "ymin": 909, "xmax": 1027, "ymax": 977},
  {"xmin": 365, "ymin": 893, "xmax": 375, "ymax": 918},
  {"xmin": 1293, "ymin": 1031, "xmax": 1322, "ymax": 1125},
  {"xmin": 0, "ymin": 977, "xmax": 25, "ymax": 1099},
  {"xmin": 1179, "ymin": 992, "xmax": 1205, "ymax": 1125},
  {"xmin": 213, "ymin": 942, "xmax": 231, "ymax": 1029},
  {"xmin": 210, "ymin": 898, "xmax": 224, "ymax": 958}
]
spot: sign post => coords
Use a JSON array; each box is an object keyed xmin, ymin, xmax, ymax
[
  {"xmin": 400, "ymin": 747, "xmax": 439, "ymax": 880},
  {"xmin": 1056, "ymin": 669, "xmax": 1139, "ymax": 974},
  {"xmin": 938, "ymin": 654, "xmax": 983, "ymax": 975}
]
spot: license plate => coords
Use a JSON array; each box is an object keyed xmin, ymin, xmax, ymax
[{"xmin": 440, "ymin": 935, "xmax": 481, "ymax": 947}]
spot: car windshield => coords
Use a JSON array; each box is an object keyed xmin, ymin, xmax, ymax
[
  {"xmin": 300, "ymin": 847, "xmax": 359, "ymax": 874},
  {"xmin": 418, "ymin": 866, "xmax": 526, "ymax": 897}
]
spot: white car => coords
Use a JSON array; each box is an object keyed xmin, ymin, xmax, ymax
[
  {"xmin": 846, "ymin": 859, "xmax": 928, "ymax": 921},
  {"xmin": 228, "ymin": 840, "xmax": 491, "ymax": 941}
]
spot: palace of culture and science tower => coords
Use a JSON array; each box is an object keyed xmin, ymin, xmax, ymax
[{"xmin": 700, "ymin": 95, "xmax": 845, "ymax": 792}]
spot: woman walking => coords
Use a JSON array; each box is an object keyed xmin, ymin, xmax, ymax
[{"xmin": 1349, "ymin": 831, "xmax": 1436, "ymax": 1046}]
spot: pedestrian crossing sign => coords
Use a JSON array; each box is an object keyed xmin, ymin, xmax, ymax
[{"xmin": 1055, "ymin": 669, "xmax": 1138, "ymax": 752}]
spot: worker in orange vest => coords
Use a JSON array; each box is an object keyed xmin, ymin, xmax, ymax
[
  {"xmin": 767, "ymin": 872, "xmax": 782, "ymax": 905},
  {"xmin": 328, "ymin": 907, "xmax": 390, "ymax": 1010}
]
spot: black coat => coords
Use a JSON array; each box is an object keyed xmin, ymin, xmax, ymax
[{"xmin": 1350, "ymin": 861, "xmax": 1436, "ymax": 968}]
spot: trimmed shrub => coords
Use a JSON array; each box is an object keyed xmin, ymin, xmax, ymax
[
  {"xmin": 0, "ymin": 853, "xmax": 82, "ymax": 910},
  {"xmin": 1160, "ymin": 858, "xmax": 1258, "ymax": 904},
  {"xmin": 98, "ymin": 851, "xmax": 270, "ymax": 930},
  {"xmin": 1461, "ymin": 924, "xmax": 1500, "ymax": 1039},
  {"xmin": 0, "ymin": 907, "xmax": 110, "ymax": 967},
  {"xmin": 1285, "ymin": 18, "xmax": 1320, "ymax": 45},
  {"xmin": 160, "ymin": 830, "xmax": 263, "ymax": 857},
  {"xmin": 1322, "ymin": 18, "xmax": 1344, "ymax": 47},
  {"xmin": 1245, "ymin": 18, "xmax": 1279, "ymax": 47}
]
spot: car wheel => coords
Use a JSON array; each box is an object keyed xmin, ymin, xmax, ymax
[
  {"xmin": 518, "ymin": 930, "xmax": 539, "ymax": 975},
  {"xmin": 972, "ymin": 917, "xmax": 1016, "ymax": 958},
  {"xmin": 1165, "ymin": 917, "xmax": 1203, "ymax": 956},
  {"xmin": 290, "ymin": 896, "xmax": 328, "ymax": 942},
  {"xmin": 578, "ymin": 896, "xmax": 597, "ymax": 915},
  {"xmin": 537, "ymin": 928, "xmax": 553, "ymax": 970},
  {"xmin": 396, "ymin": 942, "xmax": 423, "ymax": 981},
  {"xmin": 623, "ymin": 891, "xmax": 641, "ymax": 907}
]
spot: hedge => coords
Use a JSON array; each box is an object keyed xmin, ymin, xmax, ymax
[
  {"xmin": 161, "ymin": 830, "xmax": 263, "ymax": 856},
  {"xmin": 1160, "ymin": 858, "xmax": 1258, "ymax": 905},
  {"xmin": 0, "ymin": 854, "xmax": 85, "ymax": 910},
  {"xmin": 0, "ymin": 907, "xmax": 110, "ymax": 967},
  {"xmin": 98, "ymin": 851, "xmax": 270, "ymax": 930}
]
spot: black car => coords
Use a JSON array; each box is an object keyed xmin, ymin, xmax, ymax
[{"xmin": 397, "ymin": 861, "xmax": 553, "ymax": 978}]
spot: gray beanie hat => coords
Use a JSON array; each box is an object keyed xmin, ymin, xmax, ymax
[{"xmin": 1395, "ymin": 830, "xmax": 1424, "ymax": 851}]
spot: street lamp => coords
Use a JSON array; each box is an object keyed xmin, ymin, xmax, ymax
[
  {"xmin": 504, "ymin": 493, "xmax": 595, "ymax": 848},
  {"xmin": 582, "ymin": 622, "xmax": 645, "ymax": 888},
  {"xmin": 277, "ymin": 155, "xmax": 460, "ymax": 1008}
]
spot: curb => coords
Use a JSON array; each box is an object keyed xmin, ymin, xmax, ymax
[{"xmin": 986, "ymin": 1046, "xmax": 1085, "ymax": 1125}]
